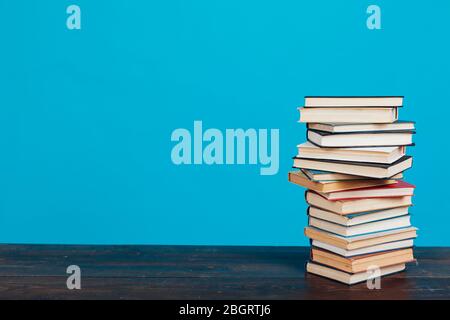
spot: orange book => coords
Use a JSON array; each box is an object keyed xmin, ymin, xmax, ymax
[
  {"xmin": 306, "ymin": 191, "xmax": 412, "ymax": 215},
  {"xmin": 288, "ymin": 171, "xmax": 397, "ymax": 193},
  {"xmin": 316, "ymin": 181, "xmax": 415, "ymax": 201}
]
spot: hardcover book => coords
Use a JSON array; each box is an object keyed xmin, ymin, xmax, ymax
[
  {"xmin": 315, "ymin": 181, "xmax": 415, "ymax": 200},
  {"xmin": 301, "ymin": 169, "xmax": 403, "ymax": 182},
  {"xmin": 307, "ymin": 129, "xmax": 415, "ymax": 148},
  {"xmin": 304, "ymin": 96, "xmax": 404, "ymax": 107},
  {"xmin": 312, "ymin": 239, "xmax": 414, "ymax": 258},
  {"xmin": 306, "ymin": 262, "xmax": 406, "ymax": 285},
  {"xmin": 299, "ymin": 107, "xmax": 399, "ymax": 124},
  {"xmin": 307, "ymin": 121, "xmax": 415, "ymax": 134},
  {"xmin": 304, "ymin": 226, "xmax": 418, "ymax": 251},
  {"xmin": 308, "ymin": 215, "xmax": 412, "ymax": 237},
  {"xmin": 293, "ymin": 155, "xmax": 413, "ymax": 179},
  {"xmin": 297, "ymin": 142, "xmax": 406, "ymax": 164},
  {"xmin": 310, "ymin": 248, "xmax": 414, "ymax": 273},
  {"xmin": 288, "ymin": 171, "xmax": 398, "ymax": 193},
  {"xmin": 305, "ymin": 191, "xmax": 413, "ymax": 215},
  {"xmin": 294, "ymin": 95, "xmax": 417, "ymax": 285},
  {"xmin": 308, "ymin": 206, "xmax": 410, "ymax": 227}
]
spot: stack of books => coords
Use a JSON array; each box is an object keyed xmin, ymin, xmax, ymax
[{"xmin": 289, "ymin": 96, "xmax": 417, "ymax": 285}]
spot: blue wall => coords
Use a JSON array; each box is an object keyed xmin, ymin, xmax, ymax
[{"xmin": 0, "ymin": 0, "xmax": 447, "ymax": 245}]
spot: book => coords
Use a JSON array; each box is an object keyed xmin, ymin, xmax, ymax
[
  {"xmin": 307, "ymin": 121, "xmax": 415, "ymax": 134},
  {"xmin": 293, "ymin": 156, "xmax": 413, "ymax": 179},
  {"xmin": 304, "ymin": 226, "xmax": 418, "ymax": 250},
  {"xmin": 306, "ymin": 262, "xmax": 406, "ymax": 285},
  {"xmin": 297, "ymin": 142, "xmax": 406, "ymax": 164},
  {"xmin": 308, "ymin": 206, "xmax": 410, "ymax": 227},
  {"xmin": 316, "ymin": 181, "xmax": 415, "ymax": 200},
  {"xmin": 306, "ymin": 191, "xmax": 412, "ymax": 215},
  {"xmin": 311, "ymin": 248, "xmax": 414, "ymax": 273},
  {"xmin": 308, "ymin": 215, "xmax": 411, "ymax": 237},
  {"xmin": 307, "ymin": 130, "xmax": 415, "ymax": 148},
  {"xmin": 312, "ymin": 239, "xmax": 414, "ymax": 257},
  {"xmin": 298, "ymin": 107, "xmax": 399, "ymax": 124},
  {"xmin": 296, "ymin": 95, "xmax": 416, "ymax": 285},
  {"xmin": 304, "ymin": 96, "xmax": 404, "ymax": 107},
  {"xmin": 288, "ymin": 171, "xmax": 398, "ymax": 193},
  {"xmin": 301, "ymin": 169, "xmax": 403, "ymax": 182}
]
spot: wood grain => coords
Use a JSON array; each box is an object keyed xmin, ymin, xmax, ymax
[{"xmin": 0, "ymin": 245, "xmax": 449, "ymax": 299}]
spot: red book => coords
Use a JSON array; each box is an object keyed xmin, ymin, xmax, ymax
[{"xmin": 316, "ymin": 181, "xmax": 415, "ymax": 201}]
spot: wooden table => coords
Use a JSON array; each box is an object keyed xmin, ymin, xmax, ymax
[{"xmin": 0, "ymin": 245, "xmax": 449, "ymax": 300}]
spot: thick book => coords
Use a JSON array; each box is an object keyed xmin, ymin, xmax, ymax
[
  {"xmin": 308, "ymin": 121, "xmax": 415, "ymax": 134},
  {"xmin": 305, "ymin": 191, "xmax": 412, "ymax": 215},
  {"xmin": 298, "ymin": 107, "xmax": 399, "ymax": 124},
  {"xmin": 310, "ymin": 248, "xmax": 414, "ymax": 274},
  {"xmin": 308, "ymin": 206, "xmax": 410, "ymax": 227},
  {"xmin": 304, "ymin": 226, "xmax": 418, "ymax": 250},
  {"xmin": 308, "ymin": 215, "xmax": 412, "ymax": 237},
  {"xmin": 304, "ymin": 96, "xmax": 404, "ymax": 107},
  {"xmin": 297, "ymin": 142, "xmax": 406, "ymax": 164},
  {"xmin": 307, "ymin": 130, "xmax": 415, "ymax": 148},
  {"xmin": 301, "ymin": 169, "xmax": 403, "ymax": 182},
  {"xmin": 312, "ymin": 239, "xmax": 414, "ymax": 258},
  {"xmin": 288, "ymin": 171, "xmax": 397, "ymax": 193},
  {"xmin": 316, "ymin": 181, "xmax": 415, "ymax": 201},
  {"xmin": 293, "ymin": 155, "xmax": 413, "ymax": 179},
  {"xmin": 306, "ymin": 262, "xmax": 406, "ymax": 285}
]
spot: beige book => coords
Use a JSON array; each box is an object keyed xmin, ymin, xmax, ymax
[
  {"xmin": 304, "ymin": 96, "xmax": 403, "ymax": 107},
  {"xmin": 304, "ymin": 226, "xmax": 418, "ymax": 250},
  {"xmin": 312, "ymin": 239, "xmax": 414, "ymax": 258},
  {"xmin": 293, "ymin": 156, "xmax": 412, "ymax": 179},
  {"xmin": 306, "ymin": 191, "xmax": 412, "ymax": 215},
  {"xmin": 302, "ymin": 169, "xmax": 403, "ymax": 182},
  {"xmin": 308, "ymin": 206, "xmax": 410, "ymax": 227},
  {"xmin": 298, "ymin": 107, "xmax": 398, "ymax": 124},
  {"xmin": 308, "ymin": 216, "xmax": 411, "ymax": 237},
  {"xmin": 288, "ymin": 171, "xmax": 397, "ymax": 193},
  {"xmin": 306, "ymin": 262, "xmax": 406, "ymax": 285},
  {"xmin": 311, "ymin": 248, "xmax": 414, "ymax": 273},
  {"xmin": 297, "ymin": 142, "xmax": 406, "ymax": 164}
]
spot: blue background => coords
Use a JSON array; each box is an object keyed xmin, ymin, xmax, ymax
[{"xmin": 0, "ymin": 0, "xmax": 447, "ymax": 245}]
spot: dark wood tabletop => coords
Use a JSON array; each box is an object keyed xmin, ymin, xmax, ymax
[{"xmin": 0, "ymin": 245, "xmax": 449, "ymax": 300}]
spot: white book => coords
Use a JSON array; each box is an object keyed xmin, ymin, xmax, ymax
[
  {"xmin": 299, "ymin": 107, "xmax": 398, "ymax": 124},
  {"xmin": 306, "ymin": 262, "xmax": 406, "ymax": 285},
  {"xmin": 304, "ymin": 96, "xmax": 404, "ymax": 107},
  {"xmin": 297, "ymin": 142, "xmax": 406, "ymax": 164},
  {"xmin": 308, "ymin": 226, "xmax": 418, "ymax": 243},
  {"xmin": 302, "ymin": 169, "xmax": 403, "ymax": 182},
  {"xmin": 308, "ymin": 206, "xmax": 410, "ymax": 227},
  {"xmin": 312, "ymin": 239, "xmax": 414, "ymax": 257},
  {"xmin": 309, "ymin": 215, "xmax": 411, "ymax": 237},
  {"xmin": 307, "ymin": 130, "xmax": 414, "ymax": 148},
  {"xmin": 293, "ymin": 156, "xmax": 413, "ymax": 179},
  {"xmin": 305, "ymin": 226, "xmax": 418, "ymax": 251},
  {"xmin": 308, "ymin": 121, "xmax": 415, "ymax": 133}
]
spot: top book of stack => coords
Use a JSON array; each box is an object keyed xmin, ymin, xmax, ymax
[{"xmin": 299, "ymin": 96, "xmax": 404, "ymax": 124}]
